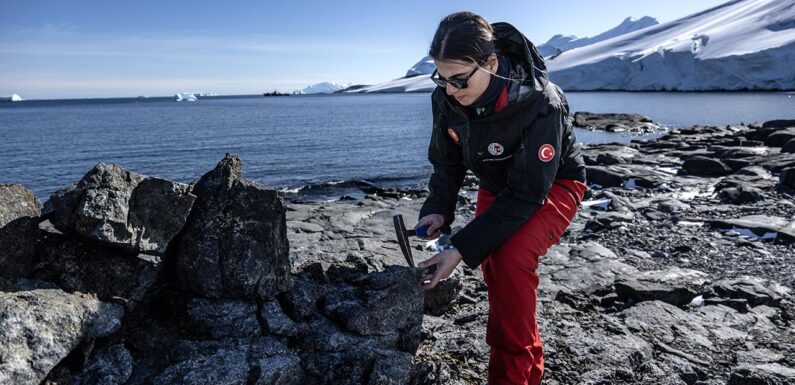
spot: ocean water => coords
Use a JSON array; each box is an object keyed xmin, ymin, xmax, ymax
[{"xmin": 1, "ymin": 92, "xmax": 793, "ymax": 201}]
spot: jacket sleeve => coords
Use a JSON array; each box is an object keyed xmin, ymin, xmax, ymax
[
  {"xmin": 450, "ymin": 101, "xmax": 566, "ymax": 269},
  {"xmin": 418, "ymin": 95, "xmax": 467, "ymax": 228}
]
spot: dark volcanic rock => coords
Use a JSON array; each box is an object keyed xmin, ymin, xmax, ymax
[
  {"xmin": 34, "ymin": 226, "xmax": 160, "ymax": 311},
  {"xmin": 176, "ymin": 154, "xmax": 291, "ymax": 300},
  {"xmin": 764, "ymin": 127, "xmax": 795, "ymax": 147},
  {"xmin": 423, "ymin": 270, "xmax": 463, "ymax": 316},
  {"xmin": 0, "ymin": 184, "xmax": 41, "ymax": 277},
  {"xmin": 185, "ymin": 298, "xmax": 262, "ymax": 339},
  {"xmin": 780, "ymin": 167, "xmax": 795, "ymax": 188},
  {"xmin": 73, "ymin": 344, "xmax": 133, "ymax": 385},
  {"xmin": 45, "ymin": 163, "xmax": 195, "ymax": 254},
  {"xmin": 681, "ymin": 155, "xmax": 733, "ymax": 176},
  {"xmin": 0, "ymin": 289, "xmax": 124, "ymax": 385},
  {"xmin": 322, "ymin": 265, "xmax": 424, "ymax": 353}
]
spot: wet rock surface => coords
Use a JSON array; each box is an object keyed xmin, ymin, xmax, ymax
[{"xmin": 0, "ymin": 117, "xmax": 793, "ymax": 384}]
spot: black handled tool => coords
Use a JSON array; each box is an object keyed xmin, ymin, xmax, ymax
[{"xmin": 393, "ymin": 214, "xmax": 449, "ymax": 276}]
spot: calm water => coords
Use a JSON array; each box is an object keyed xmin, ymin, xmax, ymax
[{"xmin": 1, "ymin": 92, "xmax": 793, "ymax": 201}]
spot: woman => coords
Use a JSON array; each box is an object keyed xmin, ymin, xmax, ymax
[{"xmin": 415, "ymin": 12, "xmax": 588, "ymax": 385}]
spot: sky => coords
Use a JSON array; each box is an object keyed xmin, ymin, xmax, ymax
[{"xmin": 0, "ymin": 0, "xmax": 730, "ymax": 99}]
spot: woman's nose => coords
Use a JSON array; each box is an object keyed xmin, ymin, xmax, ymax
[{"xmin": 446, "ymin": 84, "xmax": 458, "ymax": 95}]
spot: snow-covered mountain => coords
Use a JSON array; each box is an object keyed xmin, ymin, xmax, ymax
[
  {"xmin": 405, "ymin": 56, "xmax": 436, "ymax": 77},
  {"xmin": 537, "ymin": 16, "xmax": 659, "ymax": 57},
  {"xmin": 296, "ymin": 82, "xmax": 353, "ymax": 94},
  {"xmin": 547, "ymin": 0, "xmax": 795, "ymax": 91}
]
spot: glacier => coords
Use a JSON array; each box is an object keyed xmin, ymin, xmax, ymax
[{"xmin": 546, "ymin": 0, "xmax": 795, "ymax": 91}]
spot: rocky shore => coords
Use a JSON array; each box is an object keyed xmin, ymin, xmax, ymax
[{"xmin": 0, "ymin": 116, "xmax": 794, "ymax": 385}]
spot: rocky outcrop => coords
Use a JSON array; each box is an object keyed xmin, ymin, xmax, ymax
[
  {"xmin": 175, "ymin": 154, "xmax": 291, "ymax": 300},
  {"xmin": 45, "ymin": 163, "xmax": 195, "ymax": 254},
  {"xmin": 572, "ymin": 112, "xmax": 662, "ymax": 133}
]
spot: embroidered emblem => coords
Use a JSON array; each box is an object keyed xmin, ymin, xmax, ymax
[
  {"xmin": 487, "ymin": 143, "xmax": 504, "ymax": 156},
  {"xmin": 447, "ymin": 128, "xmax": 460, "ymax": 144},
  {"xmin": 538, "ymin": 144, "xmax": 555, "ymax": 162}
]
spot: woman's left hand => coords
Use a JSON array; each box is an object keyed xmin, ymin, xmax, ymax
[{"xmin": 417, "ymin": 247, "xmax": 463, "ymax": 291}]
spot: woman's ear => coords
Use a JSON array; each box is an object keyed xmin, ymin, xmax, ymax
[{"xmin": 488, "ymin": 53, "xmax": 498, "ymax": 72}]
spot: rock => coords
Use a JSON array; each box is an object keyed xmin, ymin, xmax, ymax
[
  {"xmin": 321, "ymin": 265, "xmax": 424, "ymax": 353},
  {"xmin": 763, "ymin": 127, "xmax": 795, "ymax": 147},
  {"xmin": 681, "ymin": 156, "xmax": 732, "ymax": 176},
  {"xmin": 586, "ymin": 165, "xmax": 626, "ymax": 187},
  {"xmin": 614, "ymin": 280, "xmax": 699, "ymax": 307},
  {"xmin": 0, "ymin": 289, "xmax": 124, "ymax": 385},
  {"xmin": 781, "ymin": 138, "xmax": 795, "ymax": 153},
  {"xmin": 423, "ymin": 269, "xmax": 463, "ymax": 316},
  {"xmin": 585, "ymin": 210, "xmax": 635, "ymax": 231},
  {"xmin": 780, "ymin": 167, "xmax": 795, "ymax": 188},
  {"xmin": 705, "ymin": 277, "xmax": 789, "ymax": 308},
  {"xmin": 34, "ymin": 227, "xmax": 160, "ymax": 311},
  {"xmin": 718, "ymin": 185, "xmax": 765, "ymax": 204},
  {"xmin": 186, "ymin": 298, "xmax": 262, "ymax": 339},
  {"xmin": 613, "ymin": 267, "xmax": 710, "ymax": 307},
  {"xmin": 73, "ymin": 344, "xmax": 133, "ymax": 385},
  {"xmin": 728, "ymin": 363, "xmax": 795, "ymax": 385},
  {"xmin": 176, "ymin": 154, "xmax": 291, "ymax": 300},
  {"xmin": 149, "ymin": 337, "xmax": 304, "ymax": 385},
  {"xmin": 281, "ymin": 279, "xmax": 325, "ymax": 322},
  {"xmin": 260, "ymin": 299, "xmax": 299, "ymax": 337},
  {"xmin": 296, "ymin": 318, "xmax": 424, "ymax": 385},
  {"xmin": 46, "ymin": 163, "xmax": 195, "ymax": 254},
  {"xmin": 707, "ymin": 215, "xmax": 795, "ymax": 243},
  {"xmin": 0, "ymin": 184, "xmax": 41, "ymax": 277}
]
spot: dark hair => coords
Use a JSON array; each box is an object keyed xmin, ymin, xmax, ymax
[{"xmin": 429, "ymin": 12, "xmax": 497, "ymax": 66}]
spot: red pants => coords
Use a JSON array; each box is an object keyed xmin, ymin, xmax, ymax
[{"xmin": 476, "ymin": 178, "xmax": 587, "ymax": 385}]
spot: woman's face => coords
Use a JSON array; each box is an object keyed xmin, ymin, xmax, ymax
[{"xmin": 434, "ymin": 54, "xmax": 497, "ymax": 106}]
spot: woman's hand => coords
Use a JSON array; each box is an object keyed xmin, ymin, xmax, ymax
[
  {"xmin": 417, "ymin": 247, "xmax": 463, "ymax": 291},
  {"xmin": 415, "ymin": 214, "xmax": 445, "ymax": 240}
]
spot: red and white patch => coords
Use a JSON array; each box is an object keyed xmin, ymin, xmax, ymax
[
  {"xmin": 538, "ymin": 144, "xmax": 555, "ymax": 162},
  {"xmin": 447, "ymin": 128, "xmax": 460, "ymax": 144},
  {"xmin": 488, "ymin": 143, "xmax": 504, "ymax": 156}
]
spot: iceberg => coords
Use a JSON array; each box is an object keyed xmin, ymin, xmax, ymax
[
  {"xmin": 295, "ymin": 82, "xmax": 352, "ymax": 94},
  {"xmin": 0, "ymin": 94, "xmax": 23, "ymax": 102},
  {"xmin": 174, "ymin": 92, "xmax": 198, "ymax": 102}
]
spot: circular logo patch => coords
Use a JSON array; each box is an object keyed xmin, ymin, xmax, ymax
[
  {"xmin": 487, "ymin": 143, "xmax": 504, "ymax": 156},
  {"xmin": 538, "ymin": 144, "xmax": 555, "ymax": 162},
  {"xmin": 447, "ymin": 128, "xmax": 460, "ymax": 144}
]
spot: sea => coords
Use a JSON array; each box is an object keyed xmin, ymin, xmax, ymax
[{"xmin": 1, "ymin": 92, "xmax": 793, "ymax": 202}]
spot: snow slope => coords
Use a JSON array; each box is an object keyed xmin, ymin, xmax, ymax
[
  {"xmin": 538, "ymin": 16, "xmax": 659, "ymax": 57},
  {"xmin": 546, "ymin": 0, "xmax": 795, "ymax": 90}
]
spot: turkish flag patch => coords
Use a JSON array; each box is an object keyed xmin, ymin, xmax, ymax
[
  {"xmin": 538, "ymin": 144, "xmax": 555, "ymax": 162},
  {"xmin": 447, "ymin": 128, "xmax": 460, "ymax": 144}
]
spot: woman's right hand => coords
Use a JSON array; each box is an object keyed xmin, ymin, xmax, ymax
[{"xmin": 415, "ymin": 214, "xmax": 445, "ymax": 240}]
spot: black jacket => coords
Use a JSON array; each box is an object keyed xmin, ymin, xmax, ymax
[{"xmin": 418, "ymin": 22, "xmax": 587, "ymax": 269}]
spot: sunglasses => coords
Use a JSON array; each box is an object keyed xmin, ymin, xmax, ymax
[{"xmin": 430, "ymin": 65, "xmax": 479, "ymax": 89}]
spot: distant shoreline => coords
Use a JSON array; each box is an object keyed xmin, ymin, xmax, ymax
[{"xmin": 2, "ymin": 89, "xmax": 793, "ymax": 105}]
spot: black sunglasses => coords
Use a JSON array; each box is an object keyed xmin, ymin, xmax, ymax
[{"xmin": 431, "ymin": 65, "xmax": 479, "ymax": 89}]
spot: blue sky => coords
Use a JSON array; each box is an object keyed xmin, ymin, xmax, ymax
[{"xmin": 1, "ymin": 0, "xmax": 728, "ymax": 99}]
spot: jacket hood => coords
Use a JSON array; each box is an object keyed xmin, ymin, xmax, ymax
[{"xmin": 492, "ymin": 22, "xmax": 549, "ymax": 95}]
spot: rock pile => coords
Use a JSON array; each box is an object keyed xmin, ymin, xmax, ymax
[{"xmin": 0, "ymin": 155, "xmax": 430, "ymax": 385}]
